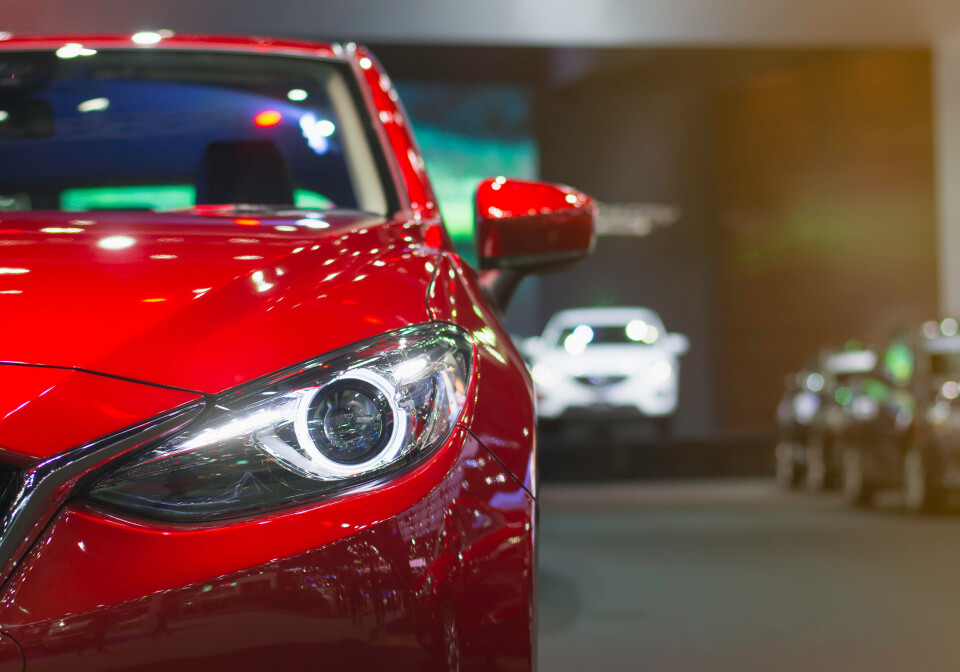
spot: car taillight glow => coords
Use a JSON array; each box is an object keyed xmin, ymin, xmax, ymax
[{"xmin": 253, "ymin": 110, "xmax": 283, "ymax": 127}]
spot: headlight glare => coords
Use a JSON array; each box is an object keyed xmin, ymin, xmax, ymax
[
  {"xmin": 87, "ymin": 323, "xmax": 473, "ymax": 522},
  {"xmin": 644, "ymin": 360, "xmax": 673, "ymax": 384}
]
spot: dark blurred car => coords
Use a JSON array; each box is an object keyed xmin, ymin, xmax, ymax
[
  {"xmin": 839, "ymin": 319, "xmax": 960, "ymax": 512},
  {"xmin": 775, "ymin": 360, "xmax": 821, "ymax": 488},
  {"xmin": 775, "ymin": 346, "xmax": 877, "ymax": 490}
]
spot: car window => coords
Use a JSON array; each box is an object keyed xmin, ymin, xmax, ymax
[
  {"xmin": 554, "ymin": 320, "xmax": 663, "ymax": 348},
  {"xmin": 0, "ymin": 49, "xmax": 393, "ymax": 215}
]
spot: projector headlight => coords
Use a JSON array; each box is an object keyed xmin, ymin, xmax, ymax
[{"xmin": 87, "ymin": 323, "xmax": 474, "ymax": 522}]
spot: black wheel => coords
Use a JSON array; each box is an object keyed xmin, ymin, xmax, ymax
[
  {"xmin": 841, "ymin": 445, "xmax": 874, "ymax": 507},
  {"xmin": 776, "ymin": 442, "xmax": 803, "ymax": 488},
  {"xmin": 902, "ymin": 445, "xmax": 943, "ymax": 514},
  {"xmin": 805, "ymin": 434, "xmax": 833, "ymax": 491},
  {"xmin": 438, "ymin": 603, "xmax": 460, "ymax": 672}
]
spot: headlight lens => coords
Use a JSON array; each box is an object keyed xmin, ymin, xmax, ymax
[{"xmin": 87, "ymin": 323, "xmax": 474, "ymax": 522}]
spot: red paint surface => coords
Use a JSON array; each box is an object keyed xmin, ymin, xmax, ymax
[
  {"xmin": 0, "ymin": 211, "xmax": 439, "ymax": 394},
  {"xmin": 0, "ymin": 634, "xmax": 22, "ymax": 671},
  {"xmin": 0, "ymin": 365, "xmax": 199, "ymax": 461},
  {"xmin": 428, "ymin": 254, "xmax": 538, "ymax": 493},
  {"xmin": 0, "ymin": 34, "xmax": 596, "ymax": 671},
  {"xmin": 0, "ymin": 433, "xmax": 534, "ymax": 671},
  {"xmin": 0, "ymin": 33, "xmax": 341, "ymax": 58},
  {"xmin": 476, "ymin": 177, "xmax": 596, "ymax": 264},
  {"xmin": 352, "ymin": 47, "xmax": 447, "ymax": 234}
]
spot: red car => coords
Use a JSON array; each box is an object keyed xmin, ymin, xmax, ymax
[{"xmin": 0, "ymin": 34, "xmax": 595, "ymax": 671}]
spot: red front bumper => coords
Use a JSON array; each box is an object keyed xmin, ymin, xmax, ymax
[{"xmin": 0, "ymin": 429, "xmax": 535, "ymax": 671}]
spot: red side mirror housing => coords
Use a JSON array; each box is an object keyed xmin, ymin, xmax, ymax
[{"xmin": 476, "ymin": 177, "xmax": 596, "ymax": 270}]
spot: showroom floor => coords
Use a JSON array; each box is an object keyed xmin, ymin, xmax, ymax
[{"xmin": 538, "ymin": 480, "xmax": 960, "ymax": 671}]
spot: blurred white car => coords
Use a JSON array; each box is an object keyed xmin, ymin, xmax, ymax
[{"xmin": 522, "ymin": 307, "xmax": 689, "ymax": 426}]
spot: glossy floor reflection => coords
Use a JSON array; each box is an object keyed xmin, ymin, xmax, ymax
[{"xmin": 539, "ymin": 479, "xmax": 960, "ymax": 671}]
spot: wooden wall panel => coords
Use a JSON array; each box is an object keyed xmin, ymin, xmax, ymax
[{"xmin": 713, "ymin": 52, "xmax": 938, "ymax": 430}]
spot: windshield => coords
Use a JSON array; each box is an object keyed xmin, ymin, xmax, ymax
[
  {"xmin": 0, "ymin": 49, "xmax": 394, "ymax": 215},
  {"xmin": 555, "ymin": 320, "xmax": 663, "ymax": 349}
]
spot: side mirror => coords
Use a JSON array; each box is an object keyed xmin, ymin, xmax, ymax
[
  {"xmin": 666, "ymin": 333, "xmax": 690, "ymax": 356},
  {"xmin": 475, "ymin": 177, "xmax": 596, "ymax": 310}
]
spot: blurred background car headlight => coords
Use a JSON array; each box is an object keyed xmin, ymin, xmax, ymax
[
  {"xmin": 643, "ymin": 360, "xmax": 674, "ymax": 385},
  {"xmin": 531, "ymin": 362, "xmax": 563, "ymax": 387}
]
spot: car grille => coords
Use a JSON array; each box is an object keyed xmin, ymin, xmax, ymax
[{"xmin": 574, "ymin": 375, "xmax": 627, "ymax": 387}]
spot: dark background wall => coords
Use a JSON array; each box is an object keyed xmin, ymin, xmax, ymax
[
  {"xmin": 712, "ymin": 51, "xmax": 938, "ymax": 430},
  {"xmin": 522, "ymin": 66, "xmax": 719, "ymax": 438},
  {"xmin": 6, "ymin": 0, "xmax": 958, "ymax": 47},
  {"xmin": 380, "ymin": 46, "xmax": 938, "ymax": 439}
]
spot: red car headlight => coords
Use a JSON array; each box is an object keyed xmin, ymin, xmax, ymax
[{"xmin": 86, "ymin": 323, "xmax": 474, "ymax": 522}]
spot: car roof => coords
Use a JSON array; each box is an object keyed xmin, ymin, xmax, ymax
[
  {"xmin": 0, "ymin": 33, "xmax": 345, "ymax": 60},
  {"xmin": 545, "ymin": 306, "xmax": 664, "ymax": 329}
]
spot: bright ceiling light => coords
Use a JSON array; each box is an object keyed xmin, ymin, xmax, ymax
[
  {"xmin": 251, "ymin": 270, "xmax": 275, "ymax": 293},
  {"xmin": 98, "ymin": 235, "xmax": 136, "ymax": 250},
  {"xmin": 77, "ymin": 98, "xmax": 109, "ymax": 113},
  {"xmin": 296, "ymin": 218, "xmax": 329, "ymax": 229},
  {"xmin": 132, "ymin": 31, "xmax": 163, "ymax": 45},
  {"xmin": 56, "ymin": 43, "xmax": 97, "ymax": 59},
  {"xmin": 299, "ymin": 113, "xmax": 335, "ymax": 154},
  {"xmin": 287, "ymin": 89, "xmax": 308, "ymax": 101},
  {"xmin": 314, "ymin": 119, "xmax": 336, "ymax": 137}
]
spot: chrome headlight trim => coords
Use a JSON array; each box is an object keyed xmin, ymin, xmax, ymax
[
  {"xmin": 0, "ymin": 401, "xmax": 205, "ymax": 585},
  {"xmin": 86, "ymin": 322, "xmax": 474, "ymax": 522}
]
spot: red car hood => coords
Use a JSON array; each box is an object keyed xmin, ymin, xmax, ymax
[{"xmin": 0, "ymin": 211, "xmax": 438, "ymax": 394}]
